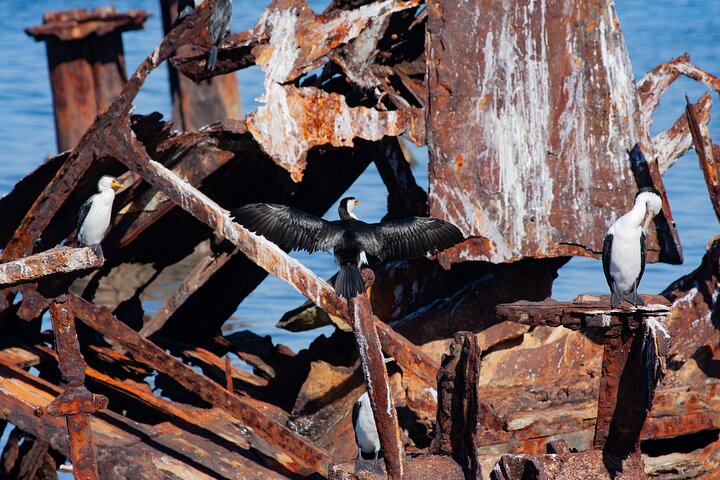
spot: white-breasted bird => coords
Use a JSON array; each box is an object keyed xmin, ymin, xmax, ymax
[
  {"xmin": 233, "ymin": 196, "xmax": 464, "ymax": 299},
  {"xmin": 602, "ymin": 187, "xmax": 663, "ymax": 308},
  {"xmin": 77, "ymin": 175, "xmax": 123, "ymax": 256},
  {"xmin": 352, "ymin": 392, "xmax": 383, "ymax": 475}
]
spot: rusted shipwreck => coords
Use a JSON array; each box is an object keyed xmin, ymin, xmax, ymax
[{"xmin": 1, "ymin": 0, "xmax": 720, "ymax": 479}]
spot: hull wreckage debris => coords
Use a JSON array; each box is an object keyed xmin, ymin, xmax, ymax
[{"xmin": 1, "ymin": 0, "xmax": 719, "ymax": 478}]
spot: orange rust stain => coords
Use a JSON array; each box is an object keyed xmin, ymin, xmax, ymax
[{"xmin": 455, "ymin": 154, "xmax": 464, "ymax": 170}]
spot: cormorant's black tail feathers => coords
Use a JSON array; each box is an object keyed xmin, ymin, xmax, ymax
[
  {"xmin": 335, "ymin": 265, "xmax": 365, "ymax": 299},
  {"xmin": 207, "ymin": 46, "xmax": 218, "ymax": 72}
]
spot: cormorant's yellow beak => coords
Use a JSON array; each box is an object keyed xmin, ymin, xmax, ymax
[
  {"xmin": 354, "ymin": 200, "xmax": 361, "ymax": 206},
  {"xmin": 111, "ymin": 180, "xmax": 123, "ymax": 189}
]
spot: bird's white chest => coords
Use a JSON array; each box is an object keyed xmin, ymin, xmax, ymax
[
  {"xmin": 355, "ymin": 402, "xmax": 380, "ymax": 453},
  {"xmin": 608, "ymin": 225, "xmax": 643, "ymax": 292},
  {"xmin": 80, "ymin": 194, "xmax": 113, "ymax": 244}
]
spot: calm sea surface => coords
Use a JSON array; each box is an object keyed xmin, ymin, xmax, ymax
[
  {"xmin": 0, "ymin": 0, "xmax": 718, "ymax": 352},
  {"xmin": 0, "ymin": 0, "xmax": 718, "ymax": 474}
]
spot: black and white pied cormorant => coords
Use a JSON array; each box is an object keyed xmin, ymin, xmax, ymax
[
  {"xmin": 77, "ymin": 175, "xmax": 123, "ymax": 256},
  {"xmin": 352, "ymin": 392, "xmax": 383, "ymax": 475},
  {"xmin": 602, "ymin": 187, "xmax": 663, "ymax": 308},
  {"xmin": 233, "ymin": 197, "xmax": 464, "ymax": 299}
]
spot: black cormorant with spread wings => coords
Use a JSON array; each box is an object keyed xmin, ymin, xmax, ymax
[
  {"xmin": 233, "ymin": 197, "xmax": 464, "ymax": 299},
  {"xmin": 602, "ymin": 187, "xmax": 663, "ymax": 308}
]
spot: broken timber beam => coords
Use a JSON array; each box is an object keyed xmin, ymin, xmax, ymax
[
  {"xmin": 0, "ymin": 247, "xmax": 103, "ymax": 290},
  {"xmin": 67, "ymin": 293, "xmax": 331, "ymax": 477},
  {"xmin": 110, "ymin": 121, "xmax": 440, "ymax": 386},
  {"xmin": 348, "ymin": 269, "xmax": 406, "ymax": 480}
]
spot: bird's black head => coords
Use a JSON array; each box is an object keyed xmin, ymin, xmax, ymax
[
  {"xmin": 635, "ymin": 186, "xmax": 661, "ymax": 199},
  {"xmin": 338, "ymin": 197, "xmax": 360, "ymax": 220}
]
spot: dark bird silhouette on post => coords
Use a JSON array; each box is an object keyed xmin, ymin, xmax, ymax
[{"xmin": 233, "ymin": 197, "xmax": 464, "ymax": 299}]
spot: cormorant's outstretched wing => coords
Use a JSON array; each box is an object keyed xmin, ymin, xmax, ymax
[
  {"xmin": 233, "ymin": 203, "xmax": 343, "ymax": 253},
  {"xmin": 371, "ymin": 217, "xmax": 463, "ymax": 260},
  {"xmin": 602, "ymin": 233, "xmax": 614, "ymax": 291}
]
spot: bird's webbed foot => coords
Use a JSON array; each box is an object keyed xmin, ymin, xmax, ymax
[
  {"xmin": 625, "ymin": 291, "xmax": 645, "ymax": 307},
  {"xmin": 368, "ymin": 457, "xmax": 384, "ymax": 476},
  {"xmin": 90, "ymin": 244, "xmax": 104, "ymax": 258},
  {"xmin": 610, "ymin": 292, "xmax": 623, "ymax": 308},
  {"xmin": 354, "ymin": 455, "xmax": 384, "ymax": 476}
]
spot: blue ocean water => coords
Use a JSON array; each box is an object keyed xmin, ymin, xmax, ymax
[
  {"xmin": 0, "ymin": 1, "xmax": 718, "ymax": 354},
  {"xmin": 0, "ymin": 0, "xmax": 719, "ymax": 476}
]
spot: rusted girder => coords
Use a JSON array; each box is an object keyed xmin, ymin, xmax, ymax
[
  {"xmin": 172, "ymin": 0, "xmax": 421, "ymax": 83},
  {"xmin": 490, "ymin": 450, "xmax": 648, "ymax": 480},
  {"xmin": 331, "ymin": 455, "xmax": 465, "ymax": 480},
  {"xmin": 160, "ymin": 0, "xmax": 241, "ymax": 131},
  {"xmin": 654, "ymin": 92, "xmax": 712, "ymax": 174},
  {"xmin": 496, "ymin": 295, "xmax": 670, "ymax": 469},
  {"xmin": 26, "ymin": 8, "xmax": 149, "ymax": 152},
  {"xmin": 637, "ymin": 53, "xmax": 691, "ymax": 130},
  {"xmin": 0, "ymin": 247, "xmax": 103, "ymax": 290},
  {"xmin": 431, "ymin": 332, "xmax": 482, "ymax": 479},
  {"xmin": 348, "ymin": 269, "xmax": 405, "ymax": 479},
  {"xmin": 1, "ymin": 0, "xmax": 222, "ymax": 266},
  {"xmin": 686, "ymin": 95, "xmax": 720, "ymax": 223},
  {"xmin": 67, "ymin": 293, "xmax": 331, "ymax": 477},
  {"xmin": 110, "ymin": 122, "xmax": 439, "ymax": 386},
  {"xmin": 139, "ymin": 249, "xmax": 237, "ymax": 338},
  {"xmin": 35, "ymin": 295, "xmax": 107, "ymax": 480},
  {"xmin": 425, "ymin": 0, "xmax": 679, "ymax": 266}
]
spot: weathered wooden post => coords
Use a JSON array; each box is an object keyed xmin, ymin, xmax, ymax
[{"xmin": 26, "ymin": 8, "xmax": 149, "ymax": 152}]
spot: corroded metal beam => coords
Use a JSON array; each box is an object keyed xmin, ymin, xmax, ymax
[
  {"xmin": 654, "ymin": 92, "xmax": 712, "ymax": 175},
  {"xmin": 26, "ymin": 8, "xmax": 149, "ymax": 152},
  {"xmin": 496, "ymin": 296, "xmax": 670, "ymax": 467},
  {"xmin": 36, "ymin": 296, "xmax": 108, "ymax": 480},
  {"xmin": 111, "ymin": 120, "xmax": 440, "ymax": 386},
  {"xmin": 686, "ymin": 95, "xmax": 720, "ymax": 223},
  {"xmin": 430, "ymin": 332, "xmax": 482, "ymax": 479},
  {"xmin": 425, "ymin": 0, "xmax": 678, "ymax": 265},
  {"xmin": 139, "ymin": 249, "xmax": 237, "ymax": 338},
  {"xmin": 67, "ymin": 293, "xmax": 331, "ymax": 477},
  {"xmin": 0, "ymin": 247, "xmax": 103, "ymax": 290},
  {"xmin": 1, "ymin": 0, "xmax": 221, "ymax": 265},
  {"xmin": 348, "ymin": 270, "xmax": 405, "ymax": 480},
  {"xmin": 172, "ymin": 0, "xmax": 420, "ymax": 83}
]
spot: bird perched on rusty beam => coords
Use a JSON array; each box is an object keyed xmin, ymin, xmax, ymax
[
  {"xmin": 233, "ymin": 197, "xmax": 464, "ymax": 299},
  {"xmin": 352, "ymin": 392, "xmax": 383, "ymax": 475},
  {"xmin": 602, "ymin": 187, "xmax": 663, "ymax": 308},
  {"xmin": 77, "ymin": 175, "xmax": 123, "ymax": 257}
]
